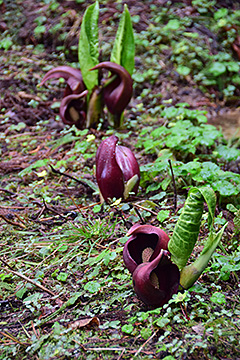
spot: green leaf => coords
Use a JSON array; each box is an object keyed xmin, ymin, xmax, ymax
[
  {"xmin": 19, "ymin": 159, "xmax": 50, "ymax": 176},
  {"xmin": 163, "ymin": 19, "xmax": 180, "ymax": 30},
  {"xmin": 180, "ymin": 223, "xmax": 227, "ymax": 289},
  {"xmin": 216, "ymin": 145, "xmax": 240, "ymax": 162},
  {"xmin": 57, "ymin": 245, "xmax": 68, "ymax": 252},
  {"xmin": 140, "ymin": 327, "xmax": 152, "ymax": 339},
  {"xmin": 16, "ymin": 287, "xmax": 28, "ymax": 299},
  {"xmin": 208, "ymin": 62, "xmax": 226, "ymax": 76},
  {"xmin": 176, "ymin": 65, "xmax": 191, "ymax": 76},
  {"xmin": 157, "ymin": 210, "xmax": 170, "ymax": 223},
  {"xmin": 212, "ymin": 179, "xmax": 239, "ymax": 197},
  {"xmin": 214, "ymin": 8, "xmax": 228, "ymax": 20},
  {"xmin": 67, "ymin": 292, "xmax": 83, "ymax": 306},
  {"xmin": 155, "ymin": 317, "xmax": 170, "ymax": 328},
  {"xmin": 84, "ymin": 281, "xmax": 101, "ymax": 294},
  {"xmin": 121, "ymin": 324, "xmax": 134, "ymax": 334},
  {"xmin": 210, "ymin": 291, "xmax": 226, "ymax": 305},
  {"xmin": 168, "ymin": 187, "xmax": 216, "ymax": 269},
  {"xmin": 110, "ymin": 4, "xmax": 135, "ymax": 75},
  {"xmin": 78, "ymin": 1, "xmax": 99, "ymax": 92},
  {"xmin": 57, "ymin": 272, "xmax": 68, "ymax": 282}
]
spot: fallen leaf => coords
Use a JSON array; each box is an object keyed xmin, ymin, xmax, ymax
[{"xmin": 68, "ymin": 316, "xmax": 100, "ymax": 330}]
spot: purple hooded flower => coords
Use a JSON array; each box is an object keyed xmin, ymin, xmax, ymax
[
  {"xmin": 91, "ymin": 62, "xmax": 133, "ymax": 114},
  {"xmin": 132, "ymin": 249, "xmax": 180, "ymax": 307},
  {"xmin": 96, "ymin": 135, "xmax": 140, "ymax": 202},
  {"xmin": 39, "ymin": 66, "xmax": 88, "ymax": 129},
  {"xmin": 123, "ymin": 224, "xmax": 170, "ymax": 274}
]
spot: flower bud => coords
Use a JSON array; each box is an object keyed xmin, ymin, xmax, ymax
[{"xmin": 96, "ymin": 135, "xmax": 140, "ymax": 202}]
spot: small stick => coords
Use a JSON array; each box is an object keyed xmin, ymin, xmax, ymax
[
  {"xmin": 0, "ymin": 214, "xmax": 26, "ymax": 229},
  {"xmin": 168, "ymin": 159, "xmax": 177, "ymax": 212},
  {"xmin": 117, "ymin": 348, "xmax": 126, "ymax": 360},
  {"xmin": 84, "ymin": 347, "xmax": 125, "ymax": 352},
  {"xmin": 41, "ymin": 198, "xmax": 66, "ymax": 219},
  {"xmin": 0, "ymin": 257, "xmax": 57, "ymax": 297},
  {"xmin": 114, "ymin": 208, "xmax": 131, "ymax": 229},
  {"xmin": 133, "ymin": 331, "xmax": 156, "ymax": 357},
  {"xmin": 132, "ymin": 203, "xmax": 158, "ymax": 216},
  {"xmin": 49, "ymin": 164, "xmax": 92, "ymax": 189},
  {"xmin": 18, "ymin": 321, "xmax": 31, "ymax": 339},
  {"xmin": 31, "ymin": 320, "xmax": 40, "ymax": 339},
  {"xmin": 0, "ymin": 331, "xmax": 24, "ymax": 345},
  {"xmin": 133, "ymin": 205, "xmax": 145, "ymax": 224},
  {"xmin": 0, "ymin": 188, "xmax": 16, "ymax": 196},
  {"xmin": 34, "ymin": 244, "xmax": 64, "ymax": 270}
]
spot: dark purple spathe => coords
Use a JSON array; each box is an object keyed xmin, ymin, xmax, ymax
[
  {"xmin": 91, "ymin": 62, "xmax": 133, "ymax": 114},
  {"xmin": 123, "ymin": 224, "xmax": 170, "ymax": 274},
  {"xmin": 132, "ymin": 249, "xmax": 180, "ymax": 307},
  {"xmin": 96, "ymin": 135, "xmax": 140, "ymax": 202}
]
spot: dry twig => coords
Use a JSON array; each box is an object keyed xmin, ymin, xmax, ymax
[{"xmin": 0, "ymin": 257, "xmax": 58, "ymax": 297}]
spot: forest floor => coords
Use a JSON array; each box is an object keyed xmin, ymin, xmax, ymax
[{"xmin": 0, "ymin": 1, "xmax": 240, "ymax": 359}]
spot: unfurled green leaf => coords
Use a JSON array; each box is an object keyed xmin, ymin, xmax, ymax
[
  {"xmin": 19, "ymin": 159, "xmax": 50, "ymax": 176},
  {"xmin": 110, "ymin": 4, "xmax": 135, "ymax": 75},
  {"xmin": 122, "ymin": 324, "xmax": 134, "ymax": 334},
  {"xmin": 78, "ymin": 1, "xmax": 99, "ymax": 92},
  {"xmin": 140, "ymin": 327, "xmax": 152, "ymax": 339},
  {"xmin": 176, "ymin": 65, "xmax": 191, "ymax": 76},
  {"xmin": 157, "ymin": 210, "xmax": 170, "ymax": 223},
  {"xmin": 208, "ymin": 62, "xmax": 226, "ymax": 76},
  {"xmin": 168, "ymin": 187, "xmax": 216, "ymax": 269}
]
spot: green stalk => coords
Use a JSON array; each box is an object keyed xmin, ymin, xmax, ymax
[
  {"xmin": 180, "ymin": 223, "xmax": 227, "ymax": 289},
  {"xmin": 108, "ymin": 112, "xmax": 124, "ymax": 128},
  {"xmin": 86, "ymin": 87, "xmax": 102, "ymax": 128}
]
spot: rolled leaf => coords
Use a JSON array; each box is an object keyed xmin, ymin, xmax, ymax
[
  {"xmin": 180, "ymin": 223, "xmax": 228, "ymax": 289},
  {"xmin": 198, "ymin": 186, "xmax": 216, "ymax": 230},
  {"xmin": 78, "ymin": 1, "xmax": 99, "ymax": 93},
  {"xmin": 86, "ymin": 87, "xmax": 103, "ymax": 128},
  {"xmin": 110, "ymin": 4, "xmax": 135, "ymax": 76},
  {"xmin": 168, "ymin": 187, "xmax": 216, "ymax": 269}
]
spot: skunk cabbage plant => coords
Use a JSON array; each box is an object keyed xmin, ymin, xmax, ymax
[
  {"xmin": 39, "ymin": 66, "xmax": 88, "ymax": 129},
  {"xmin": 123, "ymin": 187, "xmax": 227, "ymax": 307},
  {"xmin": 123, "ymin": 224, "xmax": 178, "ymax": 307},
  {"xmin": 96, "ymin": 135, "xmax": 140, "ymax": 203},
  {"xmin": 123, "ymin": 224, "xmax": 169, "ymax": 274},
  {"xmin": 133, "ymin": 250, "xmax": 180, "ymax": 307},
  {"xmin": 90, "ymin": 62, "xmax": 133, "ymax": 127},
  {"xmin": 39, "ymin": 2, "xmax": 134, "ymax": 129}
]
